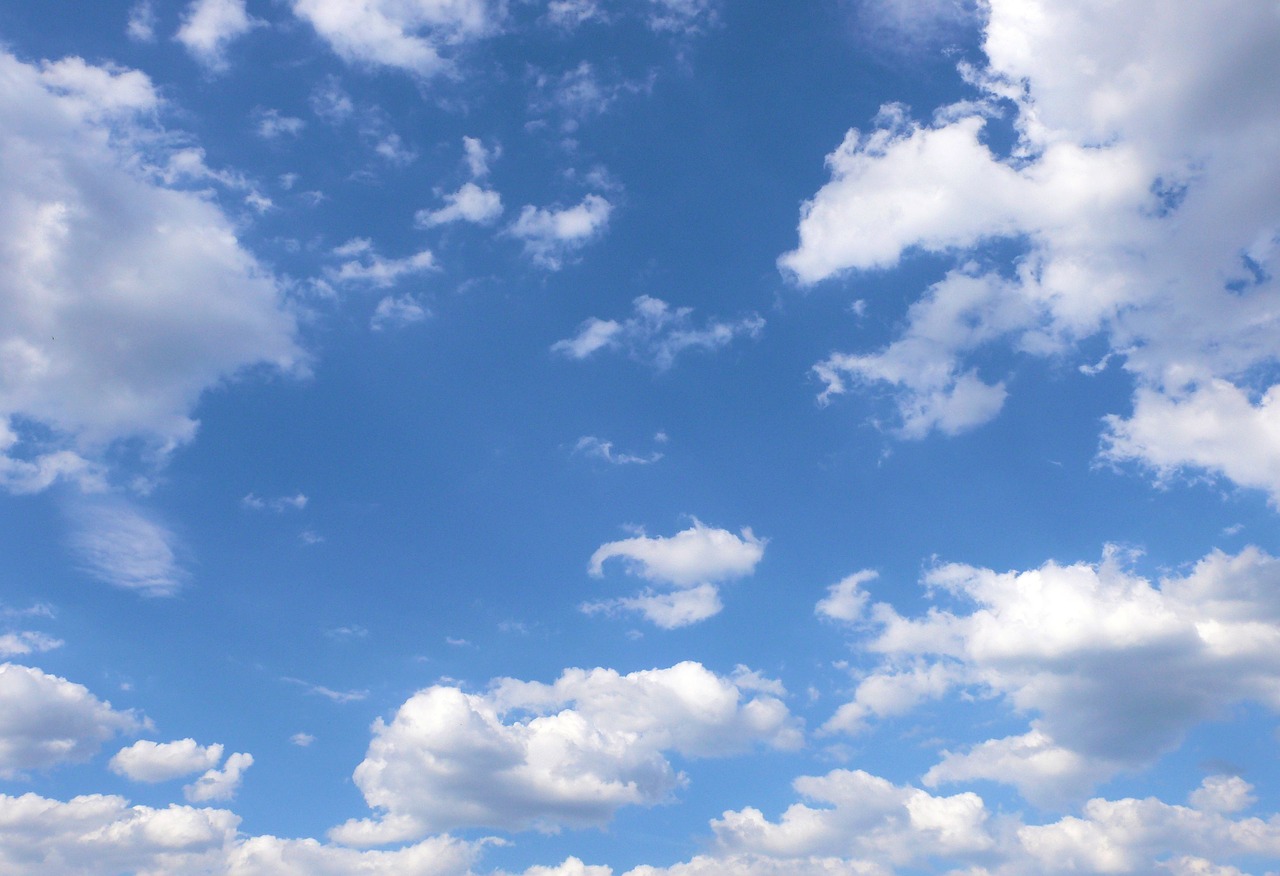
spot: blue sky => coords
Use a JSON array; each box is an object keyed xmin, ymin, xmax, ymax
[{"xmin": 2, "ymin": 1, "xmax": 1280, "ymax": 873}]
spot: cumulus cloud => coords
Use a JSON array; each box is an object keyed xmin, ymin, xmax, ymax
[
  {"xmin": 290, "ymin": 0, "xmax": 498, "ymax": 77},
  {"xmin": 820, "ymin": 545, "xmax": 1280, "ymax": 806},
  {"xmin": 126, "ymin": 1, "xmax": 157, "ymax": 41},
  {"xmin": 176, "ymin": 0, "xmax": 259, "ymax": 71},
  {"xmin": 583, "ymin": 520, "xmax": 765, "ymax": 627},
  {"xmin": 330, "ymin": 661, "xmax": 800, "ymax": 841},
  {"xmin": 0, "ymin": 663, "xmax": 144, "ymax": 778},
  {"xmin": 184, "ymin": 751, "xmax": 253, "ymax": 802},
  {"xmin": 553, "ymin": 296, "xmax": 764, "ymax": 369},
  {"xmin": 780, "ymin": 0, "xmax": 1280, "ymax": 494},
  {"xmin": 0, "ymin": 50, "xmax": 301, "ymax": 491},
  {"xmin": 416, "ymin": 182, "xmax": 503, "ymax": 227},
  {"xmin": 614, "ymin": 772, "xmax": 1280, "ymax": 876},
  {"xmin": 645, "ymin": 0, "xmax": 718, "ymax": 33},
  {"xmin": 0, "ymin": 791, "xmax": 481, "ymax": 876},
  {"xmin": 509, "ymin": 194, "xmax": 612, "ymax": 269},
  {"xmin": 254, "ymin": 108, "xmax": 305, "ymax": 140},
  {"xmin": 241, "ymin": 492, "xmax": 307, "ymax": 512},
  {"xmin": 110, "ymin": 738, "xmax": 225, "ymax": 783}
]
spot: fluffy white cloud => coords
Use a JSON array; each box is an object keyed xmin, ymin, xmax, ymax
[
  {"xmin": 0, "ymin": 50, "xmax": 301, "ymax": 488},
  {"xmin": 590, "ymin": 520, "xmax": 765, "ymax": 587},
  {"xmin": 553, "ymin": 296, "xmax": 764, "ymax": 369},
  {"xmin": 615, "ymin": 773, "xmax": 1280, "ymax": 876},
  {"xmin": 176, "ymin": 0, "xmax": 258, "ymax": 70},
  {"xmin": 110, "ymin": 738, "xmax": 225, "ymax": 783},
  {"xmin": 0, "ymin": 663, "xmax": 144, "ymax": 778},
  {"xmin": 330, "ymin": 661, "xmax": 800, "ymax": 841},
  {"xmin": 290, "ymin": 0, "xmax": 498, "ymax": 77},
  {"xmin": 583, "ymin": 520, "xmax": 765, "ymax": 627},
  {"xmin": 417, "ymin": 182, "xmax": 503, "ymax": 227},
  {"xmin": 780, "ymin": 0, "xmax": 1280, "ymax": 496},
  {"xmin": 184, "ymin": 751, "xmax": 253, "ymax": 802},
  {"xmin": 814, "ymin": 570, "xmax": 876, "ymax": 622},
  {"xmin": 821, "ymin": 545, "xmax": 1280, "ymax": 805},
  {"xmin": 510, "ymin": 194, "xmax": 612, "ymax": 269},
  {"xmin": 0, "ymin": 791, "xmax": 481, "ymax": 876}
]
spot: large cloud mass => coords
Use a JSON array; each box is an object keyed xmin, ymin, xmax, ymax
[
  {"xmin": 820, "ymin": 546, "xmax": 1280, "ymax": 805},
  {"xmin": 0, "ymin": 50, "xmax": 301, "ymax": 485},
  {"xmin": 331, "ymin": 661, "xmax": 800, "ymax": 842},
  {"xmin": 781, "ymin": 0, "xmax": 1280, "ymax": 501}
]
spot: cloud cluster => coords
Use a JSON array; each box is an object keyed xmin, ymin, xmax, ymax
[
  {"xmin": 583, "ymin": 520, "xmax": 766, "ymax": 627},
  {"xmin": 820, "ymin": 545, "xmax": 1280, "ymax": 805},
  {"xmin": 331, "ymin": 661, "xmax": 799, "ymax": 842},
  {"xmin": 290, "ymin": 0, "xmax": 498, "ymax": 77},
  {"xmin": 553, "ymin": 296, "xmax": 764, "ymax": 369},
  {"xmin": 781, "ymin": 0, "xmax": 1280, "ymax": 501},
  {"xmin": 0, "ymin": 791, "xmax": 482, "ymax": 876},
  {"xmin": 619, "ymin": 771, "xmax": 1280, "ymax": 876}
]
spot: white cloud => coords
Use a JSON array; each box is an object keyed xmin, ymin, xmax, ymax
[
  {"xmin": 255, "ymin": 108, "xmax": 305, "ymax": 140},
  {"xmin": 462, "ymin": 136, "xmax": 496, "ymax": 177},
  {"xmin": 821, "ymin": 545, "xmax": 1280, "ymax": 805},
  {"xmin": 582, "ymin": 582, "xmax": 723, "ymax": 630},
  {"xmin": 283, "ymin": 677, "xmax": 369, "ymax": 704},
  {"xmin": 815, "ymin": 570, "xmax": 876, "ymax": 622},
  {"xmin": 534, "ymin": 63, "xmax": 652, "ymax": 126},
  {"xmin": 1102, "ymin": 381, "xmax": 1280, "ymax": 504},
  {"xmin": 614, "ymin": 772, "xmax": 1280, "ymax": 876},
  {"xmin": 371, "ymin": 295, "xmax": 431, "ymax": 331},
  {"xmin": 0, "ymin": 50, "xmax": 301, "ymax": 489},
  {"xmin": 416, "ymin": 182, "xmax": 503, "ymax": 227},
  {"xmin": 0, "ymin": 791, "xmax": 482, "ymax": 876},
  {"xmin": 331, "ymin": 661, "xmax": 800, "ymax": 841},
  {"xmin": 68, "ymin": 502, "xmax": 186, "ymax": 595},
  {"xmin": 645, "ymin": 0, "xmax": 718, "ymax": 33},
  {"xmin": 779, "ymin": 0, "xmax": 1280, "ymax": 486},
  {"xmin": 584, "ymin": 521, "xmax": 766, "ymax": 628},
  {"xmin": 241, "ymin": 492, "xmax": 308, "ymax": 512},
  {"xmin": 0, "ymin": 631, "xmax": 63, "ymax": 658},
  {"xmin": 126, "ymin": 1, "xmax": 157, "ymax": 41},
  {"xmin": 176, "ymin": 0, "xmax": 259, "ymax": 71},
  {"xmin": 290, "ymin": 0, "xmax": 498, "ymax": 77},
  {"xmin": 589, "ymin": 520, "xmax": 765, "ymax": 587},
  {"xmin": 327, "ymin": 238, "xmax": 436, "ymax": 288},
  {"xmin": 184, "ymin": 751, "xmax": 253, "ymax": 802},
  {"xmin": 546, "ymin": 0, "xmax": 605, "ymax": 29},
  {"xmin": 290, "ymin": 732, "xmax": 316, "ymax": 747},
  {"xmin": 553, "ymin": 296, "xmax": 764, "ymax": 369},
  {"xmin": 509, "ymin": 194, "xmax": 612, "ymax": 269},
  {"xmin": 0, "ymin": 663, "xmax": 144, "ymax": 778},
  {"xmin": 573, "ymin": 436, "xmax": 662, "ymax": 465},
  {"xmin": 110, "ymin": 738, "xmax": 225, "ymax": 783}
]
